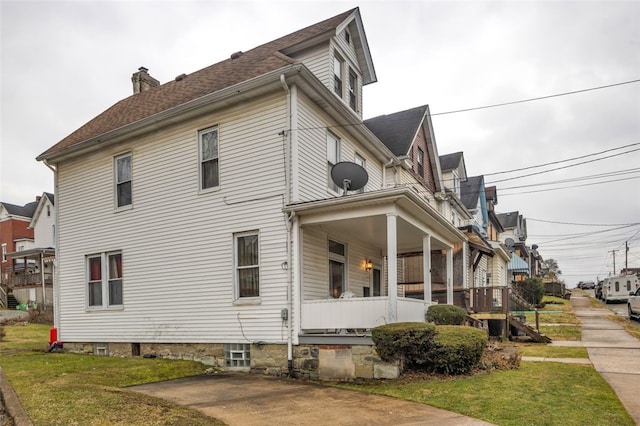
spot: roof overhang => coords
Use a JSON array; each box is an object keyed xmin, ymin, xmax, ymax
[
  {"xmin": 7, "ymin": 247, "xmax": 56, "ymax": 259},
  {"xmin": 284, "ymin": 187, "xmax": 467, "ymax": 252}
]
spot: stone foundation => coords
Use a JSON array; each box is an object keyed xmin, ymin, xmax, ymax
[{"xmin": 62, "ymin": 341, "xmax": 400, "ymax": 380}]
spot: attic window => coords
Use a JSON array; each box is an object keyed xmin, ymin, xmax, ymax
[{"xmin": 345, "ymin": 31, "xmax": 351, "ymax": 44}]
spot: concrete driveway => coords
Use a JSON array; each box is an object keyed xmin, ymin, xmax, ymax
[{"xmin": 130, "ymin": 372, "xmax": 494, "ymax": 426}]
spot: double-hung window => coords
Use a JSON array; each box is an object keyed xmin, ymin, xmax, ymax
[
  {"xmin": 87, "ymin": 251, "xmax": 123, "ymax": 308},
  {"xmin": 199, "ymin": 125, "xmax": 219, "ymax": 190},
  {"xmin": 327, "ymin": 132, "xmax": 341, "ymax": 193},
  {"xmin": 333, "ymin": 56, "xmax": 343, "ymax": 96},
  {"xmin": 235, "ymin": 231, "xmax": 259, "ymax": 299},
  {"xmin": 348, "ymin": 70, "xmax": 357, "ymax": 110},
  {"xmin": 115, "ymin": 153, "xmax": 132, "ymax": 208},
  {"xmin": 417, "ymin": 148, "xmax": 424, "ymax": 177},
  {"xmin": 329, "ymin": 239, "xmax": 346, "ymax": 298},
  {"xmin": 1, "ymin": 243, "xmax": 7, "ymax": 263}
]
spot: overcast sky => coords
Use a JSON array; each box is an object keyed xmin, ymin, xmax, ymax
[{"xmin": 1, "ymin": 1, "xmax": 639, "ymax": 285}]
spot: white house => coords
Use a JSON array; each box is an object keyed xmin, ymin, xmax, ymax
[{"xmin": 37, "ymin": 8, "xmax": 469, "ymax": 379}]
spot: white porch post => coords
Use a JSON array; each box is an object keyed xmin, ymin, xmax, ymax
[
  {"xmin": 446, "ymin": 247, "xmax": 454, "ymax": 305},
  {"xmin": 387, "ymin": 214, "xmax": 398, "ymax": 323},
  {"xmin": 423, "ymin": 234, "xmax": 431, "ymax": 303}
]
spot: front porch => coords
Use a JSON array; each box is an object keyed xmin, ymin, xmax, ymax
[
  {"xmin": 301, "ymin": 296, "xmax": 430, "ymax": 332},
  {"xmin": 286, "ymin": 188, "xmax": 469, "ymax": 339}
]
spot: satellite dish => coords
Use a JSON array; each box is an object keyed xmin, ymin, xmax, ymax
[
  {"xmin": 531, "ymin": 244, "xmax": 539, "ymax": 250},
  {"xmin": 504, "ymin": 238, "xmax": 515, "ymax": 250},
  {"xmin": 331, "ymin": 162, "xmax": 368, "ymax": 196}
]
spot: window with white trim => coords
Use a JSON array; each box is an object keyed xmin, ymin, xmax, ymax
[
  {"xmin": 348, "ymin": 69, "xmax": 357, "ymax": 111},
  {"xmin": 417, "ymin": 148, "xmax": 424, "ymax": 177},
  {"xmin": 333, "ymin": 55, "xmax": 343, "ymax": 96},
  {"xmin": 87, "ymin": 251, "xmax": 123, "ymax": 308},
  {"xmin": 1, "ymin": 244, "xmax": 7, "ymax": 263},
  {"xmin": 199, "ymin": 125, "xmax": 219, "ymax": 190},
  {"xmin": 354, "ymin": 154, "xmax": 366, "ymax": 193},
  {"xmin": 329, "ymin": 239, "xmax": 346, "ymax": 298},
  {"xmin": 115, "ymin": 153, "xmax": 132, "ymax": 208},
  {"xmin": 234, "ymin": 231, "xmax": 260, "ymax": 298},
  {"xmin": 327, "ymin": 132, "xmax": 341, "ymax": 193}
]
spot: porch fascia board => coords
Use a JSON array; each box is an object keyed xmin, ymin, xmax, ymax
[{"xmin": 284, "ymin": 187, "xmax": 466, "ymax": 243}]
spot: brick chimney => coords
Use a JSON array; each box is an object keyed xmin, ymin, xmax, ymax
[{"xmin": 131, "ymin": 66, "xmax": 160, "ymax": 94}]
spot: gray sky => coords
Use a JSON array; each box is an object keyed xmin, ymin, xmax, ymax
[{"xmin": 1, "ymin": 0, "xmax": 639, "ymax": 285}]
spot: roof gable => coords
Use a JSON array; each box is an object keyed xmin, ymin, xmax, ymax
[
  {"xmin": 497, "ymin": 211, "xmax": 520, "ymax": 229},
  {"xmin": 364, "ymin": 105, "xmax": 428, "ymax": 156},
  {"xmin": 38, "ymin": 8, "xmax": 364, "ymax": 161}
]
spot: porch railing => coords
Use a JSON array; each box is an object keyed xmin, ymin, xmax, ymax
[
  {"xmin": 301, "ymin": 297, "xmax": 428, "ymax": 331},
  {"xmin": 469, "ymin": 286, "xmax": 510, "ymax": 313},
  {"xmin": 10, "ymin": 273, "xmax": 53, "ymax": 287}
]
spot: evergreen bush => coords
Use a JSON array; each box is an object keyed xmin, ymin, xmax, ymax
[
  {"xmin": 371, "ymin": 322, "xmax": 436, "ymax": 365},
  {"xmin": 422, "ymin": 325, "xmax": 488, "ymax": 374},
  {"xmin": 426, "ymin": 304, "xmax": 467, "ymax": 325},
  {"xmin": 514, "ymin": 278, "xmax": 545, "ymax": 306}
]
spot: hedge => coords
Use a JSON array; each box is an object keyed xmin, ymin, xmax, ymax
[
  {"xmin": 426, "ymin": 304, "xmax": 467, "ymax": 325},
  {"xmin": 422, "ymin": 325, "xmax": 488, "ymax": 374},
  {"xmin": 371, "ymin": 322, "xmax": 437, "ymax": 365}
]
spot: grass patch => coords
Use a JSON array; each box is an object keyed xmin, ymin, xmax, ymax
[
  {"xmin": 0, "ymin": 323, "xmax": 224, "ymax": 425},
  {"xmin": 607, "ymin": 315, "xmax": 640, "ymax": 340},
  {"xmin": 517, "ymin": 344, "xmax": 588, "ymax": 358},
  {"xmin": 539, "ymin": 324, "xmax": 582, "ymax": 341},
  {"xmin": 524, "ymin": 311, "xmax": 579, "ymax": 325},
  {"xmin": 338, "ymin": 362, "xmax": 633, "ymax": 426}
]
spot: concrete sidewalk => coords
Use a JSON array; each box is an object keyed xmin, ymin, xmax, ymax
[
  {"xmin": 130, "ymin": 373, "xmax": 495, "ymax": 426},
  {"xmin": 566, "ymin": 292, "xmax": 640, "ymax": 424}
]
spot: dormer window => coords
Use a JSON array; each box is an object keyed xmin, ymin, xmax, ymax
[
  {"xmin": 345, "ymin": 30, "xmax": 351, "ymax": 44},
  {"xmin": 333, "ymin": 56, "xmax": 343, "ymax": 96}
]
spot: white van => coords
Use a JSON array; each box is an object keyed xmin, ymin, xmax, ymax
[{"xmin": 602, "ymin": 274, "xmax": 640, "ymax": 303}]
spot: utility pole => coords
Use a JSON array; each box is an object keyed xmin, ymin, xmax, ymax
[
  {"xmin": 609, "ymin": 249, "xmax": 620, "ymax": 275},
  {"xmin": 625, "ymin": 241, "xmax": 629, "ymax": 272}
]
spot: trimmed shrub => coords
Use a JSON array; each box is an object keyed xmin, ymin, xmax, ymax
[
  {"xmin": 426, "ymin": 304, "xmax": 467, "ymax": 325},
  {"xmin": 421, "ymin": 325, "xmax": 488, "ymax": 374},
  {"xmin": 371, "ymin": 322, "xmax": 437, "ymax": 366},
  {"xmin": 514, "ymin": 278, "xmax": 545, "ymax": 306}
]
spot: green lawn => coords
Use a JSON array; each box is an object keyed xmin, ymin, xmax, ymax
[
  {"xmin": 0, "ymin": 323, "xmax": 224, "ymax": 425},
  {"xmin": 339, "ymin": 362, "xmax": 633, "ymax": 426}
]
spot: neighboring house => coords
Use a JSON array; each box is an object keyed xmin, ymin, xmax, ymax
[
  {"xmin": 0, "ymin": 197, "xmax": 38, "ymax": 307},
  {"xmin": 364, "ymin": 105, "xmax": 465, "ymax": 303},
  {"xmin": 37, "ymin": 9, "xmax": 469, "ymax": 379},
  {"xmin": 459, "ymin": 176, "xmax": 494, "ymax": 291},
  {"xmin": 484, "ymin": 186, "xmax": 510, "ymax": 288},
  {"xmin": 497, "ymin": 211, "xmax": 530, "ymax": 282},
  {"xmin": 7, "ymin": 193, "xmax": 56, "ymax": 307}
]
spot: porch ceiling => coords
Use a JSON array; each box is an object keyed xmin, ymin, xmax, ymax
[{"xmin": 288, "ymin": 188, "xmax": 462, "ymax": 253}]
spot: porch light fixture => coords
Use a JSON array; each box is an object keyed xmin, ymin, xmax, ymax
[{"xmin": 364, "ymin": 259, "xmax": 373, "ymax": 271}]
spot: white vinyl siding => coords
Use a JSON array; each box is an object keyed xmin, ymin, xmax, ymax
[
  {"xmin": 55, "ymin": 92, "xmax": 290, "ymax": 344},
  {"xmin": 295, "ymin": 94, "xmax": 382, "ymax": 202},
  {"xmin": 287, "ymin": 45, "xmax": 331, "ymax": 88}
]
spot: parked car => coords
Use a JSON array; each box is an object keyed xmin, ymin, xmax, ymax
[
  {"xmin": 628, "ymin": 287, "xmax": 640, "ymax": 320},
  {"xmin": 581, "ymin": 281, "xmax": 596, "ymax": 290},
  {"xmin": 602, "ymin": 276, "xmax": 636, "ymax": 303},
  {"xmin": 595, "ymin": 280, "xmax": 603, "ymax": 299}
]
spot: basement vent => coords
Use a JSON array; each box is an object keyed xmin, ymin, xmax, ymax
[{"xmin": 224, "ymin": 343, "xmax": 250, "ymax": 368}]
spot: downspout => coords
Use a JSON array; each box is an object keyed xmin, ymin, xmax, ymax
[
  {"xmin": 43, "ymin": 159, "xmax": 59, "ymax": 330},
  {"xmin": 280, "ymin": 74, "xmax": 294, "ymax": 374},
  {"xmin": 382, "ymin": 159, "xmax": 394, "ymax": 189}
]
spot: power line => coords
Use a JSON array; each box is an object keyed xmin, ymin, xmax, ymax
[
  {"xmin": 428, "ymin": 79, "xmax": 640, "ymax": 116},
  {"xmin": 292, "ymin": 79, "xmax": 640, "ymax": 133},
  {"xmin": 498, "ymin": 175, "xmax": 640, "ymax": 196},
  {"xmin": 484, "ymin": 143, "xmax": 640, "ymax": 177},
  {"xmin": 497, "ymin": 168, "xmax": 640, "ymax": 191},
  {"xmin": 486, "ymin": 148, "xmax": 640, "ymax": 184},
  {"xmin": 528, "ymin": 218, "xmax": 640, "ymax": 227}
]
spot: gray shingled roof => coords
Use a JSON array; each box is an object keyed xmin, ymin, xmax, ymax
[
  {"xmin": 439, "ymin": 152, "xmax": 463, "ymax": 172},
  {"xmin": 363, "ymin": 105, "xmax": 428, "ymax": 156},
  {"xmin": 38, "ymin": 8, "xmax": 359, "ymax": 160},
  {"xmin": 497, "ymin": 211, "xmax": 520, "ymax": 229},
  {"xmin": 460, "ymin": 175, "xmax": 484, "ymax": 210},
  {"xmin": 1, "ymin": 201, "xmax": 38, "ymax": 218}
]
